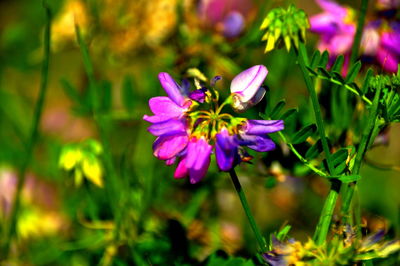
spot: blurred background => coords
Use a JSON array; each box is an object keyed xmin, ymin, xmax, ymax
[{"xmin": 0, "ymin": 0, "xmax": 399, "ymax": 264}]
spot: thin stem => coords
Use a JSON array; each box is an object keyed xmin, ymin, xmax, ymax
[
  {"xmin": 229, "ymin": 169, "xmax": 267, "ymax": 252},
  {"xmin": 296, "ymin": 43, "xmax": 340, "ymax": 245},
  {"xmin": 350, "ymin": 0, "xmax": 369, "ymax": 65},
  {"xmin": 1, "ymin": 3, "xmax": 51, "ymax": 258},
  {"xmin": 277, "ymin": 131, "xmax": 328, "ymax": 177},
  {"xmin": 75, "ymin": 24, "xmax": 121, "ymax": 242},
  {"xmin": 341, "ymin": 83, "xmax": 382, "ymax": 223},
  {"xmin": 297, "ymin": 43, "xmax": 335, "ymax": 174}
]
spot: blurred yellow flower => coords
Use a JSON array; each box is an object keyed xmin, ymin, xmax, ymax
[{"xmin": 59, "ymin": 139, "xmax": 104, "ymax": 188}]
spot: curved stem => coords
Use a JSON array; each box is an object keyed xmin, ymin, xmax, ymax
[
  {"xmin": 277, "ymin": 131, "xmax": 328, "ymax": 177},
  {"xmin": 1, "ymin": 3, "xmax": 52, "ymax": 258},
  {"xmin": 229, "ymin": 169, "xmax": 267, "ymax": 252}
]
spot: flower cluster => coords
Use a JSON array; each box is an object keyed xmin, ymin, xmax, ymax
[
  {"xmin": 260, "ymin": 4, "xmax": 310, "ymax": 53},
  {"xmin": 59, "ymin": 139, "xmax": 104, "ymax": 187},
  {"xmin": 143, "ymin": 66, "xmax": 284, "ymax": 184},
  {"xmin": 264, "ymin": 228, "xmax": 400, "ymax": 265},
  {"xmin": 310, "ymin": 0, "xmax": 400, "ymax": 73}
]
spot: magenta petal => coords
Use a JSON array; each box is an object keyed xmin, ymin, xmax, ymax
[
  {"xmin": 230, "ymin": 65, "xmax": 268, "ymax": 102},
  {"xmin": 189, "ymin": 156, "xmax": 211, "ymax": 184},
  {"xmin": 185, "ymin": 138, "xmax": 212, "ymax": 183},
  {"xmin": 316, "ymin": 0, "xmax": 347, "ymax": 17},
  {"xmin": 147, "ymin": 119, "xmax": 187, "ymax": 137},
  {"xmin": 158, "ymin": 72, "xmax": 186, "ymax": 106},
  {"xmin": 377, "ymin": 48, "xmax": 399, "ymax": 73},
  {"xmin": 174, "ymin": 158, "xmax": 189, "ymax": 179},
  {"xmin": 144, "ymin": 96, "xmax": 186, "ymax": 123},
  {"xmin": 243, "ymin": 120, "xmax": 284, "ymax": 135},
  {"xmin": 153, "ymin": 135, "xmax": 188, "ymax": 160}
]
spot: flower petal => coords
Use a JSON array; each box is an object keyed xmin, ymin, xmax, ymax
[
  {"xmin": 158, "ymin": 72, "xmax": 186, "ymax": 106},
  {"xmin": 143, "ymin": 96, "xmax": 186, "ymax": 123},
  {"xmin": 215, "ymin": 129, "xmax": 238, "ymax": 171},
  {"xmin": 223, "ymin": 11, "xmax": 244, "ymax": 38},
  {"xmin": 230, "ymin": 65, "xmax": 268, "ymax": 102},
  {"xmin": 147, "ymin": 119, "xmax": 187, "ymax": 137},
  {"xmin": 174, "ymin": 158, "xmax": 189, "ymax": 179},
  {"xmin": 186, "ymin": 138, "xmax": 212, "ymax": 183},
  {"xmin": 243, "ymin": 120, "xmax": 284, "ymax": 135},
  {"xmin": 153, "ymin": 135, "xmax": 188, "ymax": 160},
  {"xmin": 240, "ymin": 134, "xmax": 276, "ymax": 152}
]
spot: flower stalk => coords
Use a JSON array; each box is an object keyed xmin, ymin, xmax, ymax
[
  {"xmin": 341, "ymin": 81, "xmax": 383, "ymax": 223},
  {"xmin": 296, "ymin": 42, "xmax": 340, "ymax": 245},
  {"xmin": 229, "ymin": 169, "xmax": 267, "ymax": 252},
  {"xmin": 1, "ymin": 2, "xmax": 51, "ymax": 258}
]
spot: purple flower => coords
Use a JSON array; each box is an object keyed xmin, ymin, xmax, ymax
[
  {"xmin": 310, "ymin": 0, "xmax": 356, "ymax": 72},
  {"xmin": 144, "ymin": 67, "xmax": 284, "ymax": 184},
  {"xmin": 376, "ymin": 23, "xmax": 400, "ymax": 72},
  {"xmin": 230, "ymin": 65, "xmax": 268, "ymax": 112},
  {"xmin": 198, "ymin": 0, "xmax": 252, "ymax": 38}
]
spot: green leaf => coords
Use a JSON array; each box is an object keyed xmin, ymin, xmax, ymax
[
  {"xmin": 332, "ymin": 71, "xmax": 346, "ymax": 85},
  {"xmin": 327, "ymin": 175, "xmax": 361, "ymax": 183},
  {"xmin": 122, "ymin": 75, "xmax": 135, "ymax": 113},
  {"xmin": 291, "ymin": 124, "xmax": 317, "ymax": 144},
  {"xmin": 345, "ymin": 61, "xmax": 362, "ymax": 83},
  {"xmin": 332, "ymin": 55, "xmax": 344, "ymax": 72},
  {"xmin": 331, "ymin": 148, "xmax": 349, "ymax": 174},
  {"xmin": 361, "ymin": 68, "xmax": 374, "ymax": 94},
  {"xmin": 317, "ymin": 67, "xmax": 331, "ymax": 78},
  {"xmin": 270, "ymin": 100, "xmax": 286, "ymax": 118},
  {"xmin": 305, "ymin": 139, "xmax": 323, "ymax": 160},
  {"xmin": 310, "ymin": 50, "xmax": 321, "ymax": 69},
  {"xmin": 306, "ymin": 66, "xmax": 318, "ymax": 76},
  {"xmin": 276, "ymin": 225, "xmax": 292, "ymax": 241},
  {"xmin": 319, "ymin": 50, "xmax": 329, "ymax": 68},
  {"xmin": 280, "ymin": 108, "xmax": 297, "ymax": 121}
]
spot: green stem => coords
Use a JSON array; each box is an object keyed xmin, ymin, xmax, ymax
[
  {"xmin": 277, "ymin": 131, "xmax": 328, "ymax": 177},
  {"xmin": 341, "ymin": 83, "xmax": 382, "ymax": 223},
  {"xmin": 229, "ymin": 169, "xmax": 267, "ymax": 252},
  {"xmin": 75, "ymin": 24, "xmax": 121, "ymax": 241},
  {"xmin": 350, "ymin": 0, "xmax": 369, "ymax": 65},
  {"xmin": 296, "ymin": 43, "xmax": 340, "ymax": 244},
  {"xmin": 1, "ymin": 3, "xmax": 51, "ymax": 258},
  {"xmin": 297, "ymin": 43, "xmax": 334, "ymax": 174}
]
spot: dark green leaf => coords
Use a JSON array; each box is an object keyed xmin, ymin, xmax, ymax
[
  {"xmin": 280, "ymin": 108, "xmax": 297, "ymax": 121},
  {"xmin": 361, "ymin": 68, "xmax": 374, "ymax": 94},
  {"xmin": 332, "ymin": 55, "xmax": 344, "ymax": 72},
  {"xmin": 270, "ymin": 100, "xmax": 286, "ymax": 118},
  {"xmin": 306, "ymin": 66, "xmax": 318, "ymax": 76},
  {"xmin": 327, "ymin": 175, "xmax": 361, "ymax": 183},
  {"xmin": 310, "ymin": 50, "xmax": 321, "ymax": 69},
  {"xmin": 332, "ymin": 148, "xmax": 348, "ymax": 167},
  {"xmin": 317, "ymin": 67, "xmax": 331, "ymax": 78},
  {"xmin": 331, "ymin": 71, "xmax": 346, "ymax": 84},
  {"xmin": 291, "ymin": 124, "xmax": 317, "ymax": 144},
  {"xmin": 345, "ymin": 61, "xmax": 362, "ymax": 83},
  {"xmin": 305, "ymin": 139, "xmax": 323, "ymax": 160},
  {"xmin": 319, "ymin": 50, "xmax": 329, "ymax": 67}
]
